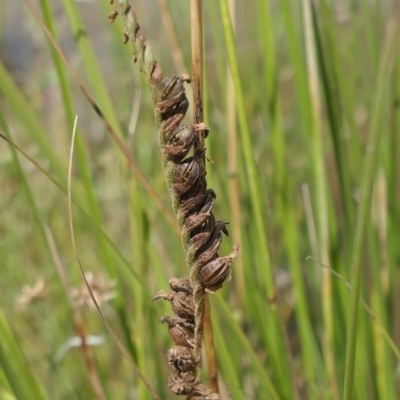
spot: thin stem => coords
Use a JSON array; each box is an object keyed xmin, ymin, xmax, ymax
[
  {"xmin": 190, "ymin": 0, "xmax": 212, "ymax": 384},
  {"xmin": 204, "ymin": 295, "xmax": 218, "ymax": 393},
  {"xmin": 227, "ymin": 0, "xmax": 244, "ymax": 306},
  {"xmin": 191, "ymin": 0, "xmax": 204, "ymax": 129},
  {"xmin": 342, "ymin": 12, "xmax": 398, "ymax": 400},
  {"xmin": 45, "ymin": 227, "xmax": 106, "ymax": 400},
  {"xmin": 302, "ymin": 0, "xmax": 337, "ymax": 397}
]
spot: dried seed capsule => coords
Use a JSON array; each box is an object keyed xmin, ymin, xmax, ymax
[
  {"xmin": 198, "ymin": 258, "xmax": 231, "ymax": 293},
  {"xmin": 167, "ymin": 346, "xmax": 195, "ymax": 372},
  {"xmin": 173, "ymin": 150, "xmax": 205, "ymax": 197},
  {"xmin": 188, "ymin": 384, "xmax": 220, "ymax": 400},
  {"xmin": 156, "ymin": 76, "xmax": 189, "ymax": 120},
  {"xmin": 186, "ymin": 232, "xmax": 214, "ymax": 267},
  {"xmin": 168, "ymin": 372, "xmax": 197, "ymax": 395},
  {"xmin": 177, "ymin": 189, "xmax": 216, "ymax": 231},
  {"xmin": 177, "ymin": 196, "xmax": 204, "ymax": 231},
  {"xmin": 180, "ymin": 175, "xmax": 207, "ymax": 201},
  {"xmin": 157, "ymin": 76, "xmax": 183, "ymax": 103},
  {"xmin": 164, "ymin": 124, "xmax": 196, "ymax": 163},
  {"xmin": 197, "ymin": 189, "xmax": 216, "ymax": 215},
  {"xmin": 183, "ymin": 189, "xmax": 216, "ymax": 239},
  {"xmin": 160, "ymin": 315, "xmax": 195, "ymax": 348},
  {"xmin": 189, "ymin": 215, "xmax": 220, "ymax": 253},
  {"xmin": 166, "ymin": 124, "xmax": 195, "ymax": 146},
  {"xmin": 198, "ymin": 245, "xmax": 239, "ymax": 293},
  {"xmin": 152, "ymin": 290, "xmax": 194, "ymax": 321},
  {"xmin": 194, "ymin": 220, "xmax": 228, "ymax": 259},
  {"xmin": 170, "ymin": 291, "xmax": 194, "ymax": 320},
  {"xmin": 182, "ymin": 212, "xmax": 213, "ymax": 249},
  {"xmin": 173, "ymin": 160, "xmax": 200, "ymax": 196},
  {"xmin": 169, "ymin": 278, "xmax": 193, "ymax": 294},
  {"xmin": 194, "ymin": 239, "xmax": 220, "ymax": 270},
  {"xmin": 190, "ymin": 213, "xmax": 216, "ymax": 239}
]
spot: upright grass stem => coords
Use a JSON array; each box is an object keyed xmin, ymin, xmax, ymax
[
  {"xmin": 227, "ymin": 0, "xmax": 245, "ymax": 307},
  {"xmin": 342, "ymin": 13, "xmax": 398, "ymax": 400},
  {"xmin": 189, "ymin": 0, "xmax": 207, "ymax": 381},
  {"xmin": 257, "ymin": 1, "xmax": 321, "ymax": 397},
  {"xmin": 302, "ymin": 1, "xmax": 337, "ymax": 397},
  {"xmin": 190, "ymin": 0, "xmax": 221, "ymax": 392},
  {"xmin": 219, "ymin": 0, "xmax": 294, "ymax": 396}
]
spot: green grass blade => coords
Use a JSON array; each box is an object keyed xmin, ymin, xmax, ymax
[
  {"xmin": 60, "ymin": 0, "xmax": 123, "ymax": 138},
  {"xmin": 302, "ymin": 1, "xmax": 337, "ymax": 396},
  {"xmin": 219, "ymin": 1, "xmax": 294, "ymax": 396},
  {"xmin": 0, "ymin": 62, "xmax": 67, "ymax": 184},
  {"xmin": 213, "ymin": 295, "xmax": 281, "ymax": 400},
  {"xmin": 342, "ymin": 14, "xmax": 398, "ymax": 400},
  {"xmin": 0, "ymin": 310, "xmax": 49, "ymax": 400}
]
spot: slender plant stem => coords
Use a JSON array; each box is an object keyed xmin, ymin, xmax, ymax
[
  {"xmin": 227, "ymin": 0, "xmax": 244, "ymax": 307},
  {"xmin": 302, "ymin": 0, "xmax": 337, "ymax": 397},
  {"xmin": 191, "ymin": 0, "xmax": 204, "ymax": 130},
  {"xmin": 204, "ymin": 295, "xmax": 219, "ymax": 393},
  {"xmin": 342, "ymin": 13, "xmax": 398, "ymax": 400},
  {"xmin": 45, "ymin": 227, "xmax": 106, "ymax": 400},
  {"xmin": 190, "ymin": 0, "xmax": 218, "ymax": 387}
]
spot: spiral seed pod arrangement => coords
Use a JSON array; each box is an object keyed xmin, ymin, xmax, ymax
[{"xmin": 109, "ymin": 2, "xmax": 238, "ymax": 398}]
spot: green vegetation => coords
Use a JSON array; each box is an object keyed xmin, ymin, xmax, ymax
[{"xmin": 0, "ymin": 1, "xmax": 399, "ymax": 399}]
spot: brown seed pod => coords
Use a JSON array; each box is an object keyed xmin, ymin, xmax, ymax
[
  {"xmin": 190, "ymin": 213, "xmax": 216, "ymax": 239},
  {"xmin": 178, "ymin": 192, "xmax": 207, "ymax": 221},
  {"xmin": 182, "ymin": 190, "xmax": 216, "ymax": 237},
  {"xmin": 182, "ymin": 213, "xmax": 214, "ymax": 248},
  {"xmin": 153, "ymin": 290, "xmax": 194, "ymax": 321},
  {"xmin": 179, "ymin": 176, "xmax": 208, "ymax": 205},
  {"xmin": 156, "ymin": 76, "xmax": 185, "ymax": 105},
  {"xmin": 194, "ymin": 240, "xmax": 220, "ymax": 270},
  {"xmin": 169, "ymin": 277, "xmax": 193, "ymax": 294},
  {"xmin": 177, "ymin": 189, "xmax": 216, "ymax": 234},
  {"xmin": 188, "ymin": 215, "xmax": 218, "ymax": 251},
  {"xmin": 173, "ymin": 150, "xmax": 206, "ymax": 197},
  {"xmin": 160, "ymin": 315, "xmax": 195, "ymax": 348},
  {"xmin": 168, "ymin": 372, "xmax": 197, "ymax": 396},
  {"xmin": 173, "ymin": 163, "xmax": 200, "ymax": 196},
  {"xmin": 170, "ymin": 291, "xmax": 194, "ymax": 320},
  {"xmin": 198, "ymin": 245, "xmax": 239, "ymax": 293},
  {"xmin": 188, "ymin": 384, "xmax": 220, "ymax": 400},
  {"xmin": 164, "ymin": 124, "xmax": 196, "ymax": 163},
  {"xmin": 196, "ymin": 189, "xmax": 216, "ymax": 215},
  {"xmin": 194, "ymin": 221, "xmax": 228, "ymax": 260},
  {"xmin": 156, "ymin": 76, "xmax": 189, "ymax": 122},
  {"xmin": 167, "ymin": 346, "xmax": 195, "ymax": 373}
]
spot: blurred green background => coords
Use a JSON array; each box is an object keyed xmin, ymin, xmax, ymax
[{"xmin": 0, "ymin": 0, "xmax": 399, "ymax": 399}]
